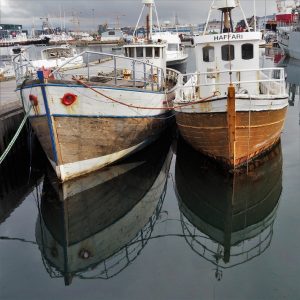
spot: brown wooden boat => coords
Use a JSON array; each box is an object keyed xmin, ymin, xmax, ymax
[{"xmin": 174, "ymin": 0, "xmax": 288, "ymax": 170}]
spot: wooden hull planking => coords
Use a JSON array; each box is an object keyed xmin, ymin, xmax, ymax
[
  {"xmin": 30, "ymin": 115, "xmax": 169, "ymax": 181},
  {"xmin": 176, "ymin": 106, "xmax": 287, "ymax": 169}
]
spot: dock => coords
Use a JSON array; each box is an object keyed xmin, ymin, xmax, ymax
[
  {"xmin": 0, "ymin": 79, "xmax": 24, "ymax": 153},
  {"xmin": 0, "ymin": 80, "xmax": 20, "ymax": 115}
]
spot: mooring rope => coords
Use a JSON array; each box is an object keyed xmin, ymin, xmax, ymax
[
  {"xmin": 0, "ymin": 105, "xmax": 32, "ymax": 165},
  {"xmin": 72, "ymin": 76, "xmax": 219, "ymax": 110}
]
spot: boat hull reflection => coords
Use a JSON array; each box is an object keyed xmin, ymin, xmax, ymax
[
  {"xmin": 36, "ymin": 135, "xmax": 173, "ymax": 284},
  {"xmin": 175, "ymin": 138, "xmax": 282, "ymax": 272}
]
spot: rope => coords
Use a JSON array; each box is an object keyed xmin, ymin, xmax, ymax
[
  {"xmin": 0, "ymin": 105, "xmax": 32, "ymax": 165},
  {"xmin": 72, "ymin": 76, "xmax": 218, "ymax": 110}
]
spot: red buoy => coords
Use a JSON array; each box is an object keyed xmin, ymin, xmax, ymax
[{"xmin": 61, "ymin": 93, "xmax": 77, "ymax": 106}]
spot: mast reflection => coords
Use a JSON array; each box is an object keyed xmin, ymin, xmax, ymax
[
  {"xmin": 176, "ymin": 138, "xmax": 282, "ymax": 280},
  {"xmin": 36, "ymin": 136, "xmax": 173, "ymax": 285}
]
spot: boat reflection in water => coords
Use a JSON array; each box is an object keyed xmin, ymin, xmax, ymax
[
  {"xmin": 285, "ymin": 58, "xmax": 300, "ymax": 107},
  {"xmin": 36, "ymin": 136, "xmax": 173, "ymax": 285},
  {"xmin": 175, "ymin": 138, "xmax": 282, "ymax": 280}
]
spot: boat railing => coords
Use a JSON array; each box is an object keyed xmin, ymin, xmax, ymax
[
  {"xmin": 176, "ymin": 68, "xmax": 286, "ymax": 101},
  {"xmin": 12, "ymin": 51, "xmax": 37, "ymax": 85},
  {"xmin": 13, "ymin": 49, "xmax": 169, "ymax": 92}
]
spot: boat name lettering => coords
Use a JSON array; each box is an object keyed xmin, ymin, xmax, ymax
[{"xmin": 214, "ymin": 34, "xmax": 243, "ymax": 41}]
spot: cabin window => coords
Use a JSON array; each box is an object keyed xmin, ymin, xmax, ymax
[
  {"xmin": 154, "ymin": 47, "xmax": 160, "ymax": 58},
  {"xmin": 146, "ymin": 47, "xmax": 153, "ymax": 58},
  {"xmin": 221, "ymin": 45, "xmax": 235, "ymax": 61},
  {"xmin": 168, "ymin": 44, "xmax": 178, "ymax": 51},
  {"xmin": 136, "ymin": 47, "xmax": 143, "ymax": 58},
  {"xmin": 124, "ymin": 47, "xmax": 128, "ymax": 57},
  {"xmin": 242, "ymin": 43, "xmax": 254, "ymax": 60},
  {"xmin": 128, "ymin": 47, "xmax": 134, "ymax": 58},
  {"xmin": 202, "ymin": 46, "xmax": 215, "ymax": 62}
]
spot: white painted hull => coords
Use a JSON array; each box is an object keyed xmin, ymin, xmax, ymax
[
  {"xmin": 174, "ymin": 94, "xmax": 288, "ymax": 114},
  {"xmin": 21, "ymin": 84, "xmax": 168, "ymax": 118}
]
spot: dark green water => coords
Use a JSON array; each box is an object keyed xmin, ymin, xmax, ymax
[{"xmin": 0, "ymin": 48, "xmax": 299, "ymax": 300}]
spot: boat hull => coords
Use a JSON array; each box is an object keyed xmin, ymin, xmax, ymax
[
  {"xmin": 30, "ymin": 115, "xmax": 168, "ymax": 181},
  {"xmin": 175, "ymin": 97, "xmax": 288, "ymax": 169},
  {"xmin": 19, "ymin": 81, "xmax": 173, "ymax": 181}
]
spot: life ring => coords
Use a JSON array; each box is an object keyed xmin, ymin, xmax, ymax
[{"xmin": 61, "ymin": 93, "xmax": 77, "ymax": 106}]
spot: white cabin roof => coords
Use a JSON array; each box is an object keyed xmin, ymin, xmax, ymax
[{"xmin": 152, "ymin": 32, "xmax": 181, "ymax": 44}]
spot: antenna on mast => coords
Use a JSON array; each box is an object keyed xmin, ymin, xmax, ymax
[{"xmin": 133, "ymin": 0, "xmax": 156, "ymax": 40}]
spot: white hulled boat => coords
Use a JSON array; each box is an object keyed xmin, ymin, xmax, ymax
[
  {"xmin": 13, "ymin": 2, "xmax": 179, "ymax": 182},
  {"xmin": 133, "ymin": 0, "xmax": 188, "ymax": 73},
  {"xmin": 12, "ymin": 44, "xmax": 84, "ymax": 70},
  {"xmin": 174, "ymin": 0, "xmax": 288, "ymax": 170},
  {"xmin": 152, "ymin": 31, "xmax": 188, "ymax": 73}
]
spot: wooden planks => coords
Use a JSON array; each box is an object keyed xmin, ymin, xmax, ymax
[
  {"xmin": 176, "ymin": 107, "xmax": 287, "ymax": 168},
  {"xmin": 30, "ymin": 116, "xmax": 168, "ymax": 165},
  {"xmin": 30, "ymin": 117, "xmax": 55, "ymax": 161}
]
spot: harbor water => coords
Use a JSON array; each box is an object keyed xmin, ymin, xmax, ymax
[{"xmin": 0, "ymin": 47, "xmax": 300, "ymax": 300}]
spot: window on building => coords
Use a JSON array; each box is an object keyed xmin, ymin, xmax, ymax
[
  {"xmin": 146, "ymin": 47, "xmax": 153, "ymax": 58},
  {"xmin": 221, "ymin": 45, "xmax": 235, "ymax": 61},
  {"xmin": 136, "ymin": 47, "xmax": 143, "ymax": 58},
  {"xmin": 242, "ymin": 43, "xmax": 254, "ymax": 60},
  {"xmin": 202, "ymin": 46, "xmax": 215, "ymax": 62}
]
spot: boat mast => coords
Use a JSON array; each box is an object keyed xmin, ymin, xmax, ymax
[
  {"xmin": 144, "ymin": 0, "xmax": 154, "ymax": 40},
  {"xmin": 133, "ymin": 0, "xmax": 156, "ymax": 39},
  {"xmin": 254, "ymin": 0, "xmax": 257, "ymax": 31},
  {"xmin": 204, "ymin": 0, "xmax": 251, "ymax": 34}
]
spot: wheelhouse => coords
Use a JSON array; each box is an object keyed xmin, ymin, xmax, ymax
[
  {"xmin": 193, "ymin": 32, "xmax": 262, "ymax": 95},
  {"xmin": 123, "ymin": 43, "xmax": 167, "ymax": 76}
]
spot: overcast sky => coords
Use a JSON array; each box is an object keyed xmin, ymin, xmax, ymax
[{"xmin": 0, "ymin": 0, "xmax": 277, "ymax": 31}]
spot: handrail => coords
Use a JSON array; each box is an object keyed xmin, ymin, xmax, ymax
[
  {"xmin": 179, "ymin": 79, "xmax": 284, "ymax": 88},
  {"xmin": 176, "ymin": 67, "xmax": 286, "ymax": 100},
  {"xmin": 181, "ymin": 67, "xmax": 285, "ymax": 78},
  {"xmin": 50, "ymin": 50, "xmax": 165, "ymax": 75},
  {"xmin": 12, "ymin": 49, "xmax": 168, "ymax": 91}
]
